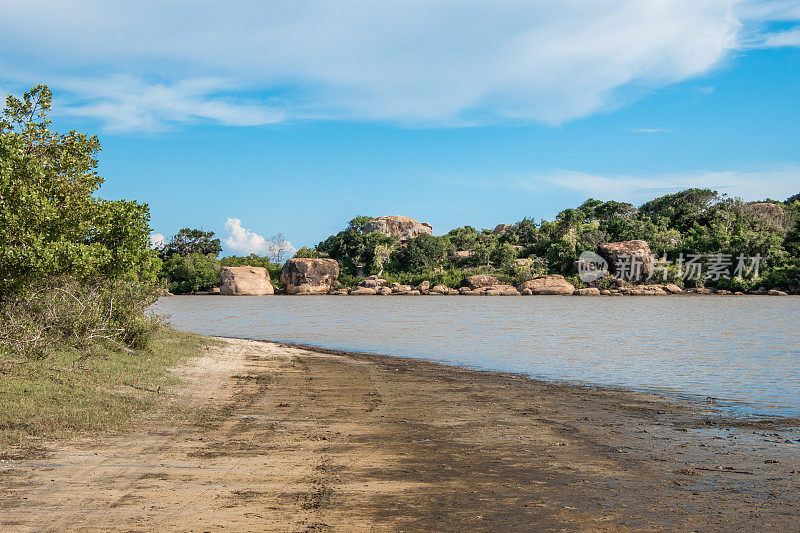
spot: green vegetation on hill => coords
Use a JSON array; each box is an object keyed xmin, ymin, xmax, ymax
[{"xmin": 309, "ymin": 190, "xmax": 799, "ymax": 291}]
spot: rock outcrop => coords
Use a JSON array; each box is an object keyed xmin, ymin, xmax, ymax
[
  {"xmin": 517, "ymin": 275, "xmax": 575, "ymax": 295},
  {"xmin": 464, "ymin": 274, "xmax": 501, "ymax": 289},
  {"xmin": 281, "ymin": 258, "xmax": 340, "ymax": 295},
  {"xmin": 748, "ymin": 202, "xmax": 785, "ymax": 224},
  {"xmin": 219, "ymin": 266, "xmax": 274, "ymax": 296},
  {"xmin": 597, "ymin": 240, "xmax": 652, "ymax": 281},
  {"xmin": 363, "ymin": 216, "xmax": 433, "ymax": 240},
  {"xmin": 492, "ymin": 224, "xmax": 511, "ymax": 235}
]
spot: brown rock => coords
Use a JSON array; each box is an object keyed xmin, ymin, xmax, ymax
[
  {"xmin": 415, "ymin": 280, "xmax": 431, "ymax": 292},
  {"xmin": 663, "ymin": 283, "xmax": 683, "ymax": 294},
  {"xmin": 597, "ymin": 240, "xmax": 652, "ymax": 281},
  {"xmin": 481, "ymin": 285, "xmax": 520, "ymax": 296},
  {"xmin": 208, "ymin": 287, "xmax": 220, "ymax": 295},
  {"xmin": 220, "ymin": 266, "xmax": 274, "ymax": 296},
  {"xmin": 573, "ymin": 287, "xmax": 601, "ymax": 296},
  {"xmin": 363, "ymin": 215, "xmax": 433, "ymax": 240},
  {"xmin": 391, "ymin": 283, "xmax": 413, "ymax": 294},
  {"xmin": 431, "ymin": 284, "xmax": 451, "ymax": 295},
  {"xmin": 376, "ymin": 287, "xmax": 392, "ymax": 295},
  {"xmin": 281, "ymin": 258, "xmax": 340, "ymax": 295},
  {"xmin": 520, "ymin": 288, "xmax": 533, "ymax": 295},
  {"xmin": 517, "ymin": 275, "xmax": 575, "ymax": 295},
  {"xmin": 768, "ymin": 289, "xmax": 788, "ymax": 296},
  {"xmin": 464, "ymin": 274, "xmax": 501, "ymax": 289},
  {"xmin": 359, "ymin": 275, "xmax": 388, "ymax": 289},
  {"xmin": 455, "ymin": 250, "xmax": 473, "ymax": 260},
  {"xmin": 329, "ymin": 289, "xmax": 349, "ymax": 295},
  {"xmin": 350, "ymin": 287, "xmax": 377, "ymax": 295}
]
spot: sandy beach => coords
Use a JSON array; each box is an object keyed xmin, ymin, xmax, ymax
[{"xmin": 2, "ymin": 336, "xmax": 799, "ymax": 531}]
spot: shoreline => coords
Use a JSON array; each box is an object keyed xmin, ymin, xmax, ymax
[
  {"xmin": 214, "ymin": 335, "xmax": 800, "ymax": 421},
  {"xmin": 3, "ymin": 335, "xmax": 799, "ymax": 530}
]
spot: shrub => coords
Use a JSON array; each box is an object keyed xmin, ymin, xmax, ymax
[{"xmin": 0, "ymin": 276, "xmax": 161, "ymax": 359}]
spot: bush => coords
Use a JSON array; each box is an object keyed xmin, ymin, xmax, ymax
[{"xmin": 0, "ymin": 276, "xmax": 161, "ymax": 359}]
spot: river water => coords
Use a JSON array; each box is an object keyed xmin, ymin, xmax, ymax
[{"xmin": 154, "ymin": 295, "xmax": 800, "ymax": 416}]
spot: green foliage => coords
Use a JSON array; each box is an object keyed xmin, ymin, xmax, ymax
[
  {"xmin": 294, "ymin": 246, "xmax": 324, "ymax": 259},
  {"xmin": 161, "ymin": 253, "xmax": 220, "ymax": 294},
  {"xmin": 392, "ymin": 233, "xmax": 454, "ymax": 272},
  {"xmin": 0, "ymin": 85, "xmax": 159, "ymax": 296},
  {"xmin": 383, "ymin": 268, "xmax": 469, "ymax": 289},
  {"xmin": 159, "ymin": 228, "xmax": 221, "ymax": 258}
]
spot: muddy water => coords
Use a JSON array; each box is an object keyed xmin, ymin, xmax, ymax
[{"xmin": 154, "ymin": 295, "xmax": 800, "ymax": 416}]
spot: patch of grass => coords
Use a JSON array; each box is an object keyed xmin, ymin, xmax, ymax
[{"xmin": 0, "ymin": 326, "xmax": 219, "ymax": 455}]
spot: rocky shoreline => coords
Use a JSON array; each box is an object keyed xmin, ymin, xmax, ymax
[{"xmin": 191, "ymin": 268, "xmax": 792, "ymax": 297}]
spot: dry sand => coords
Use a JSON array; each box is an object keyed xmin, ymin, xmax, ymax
[{"xmin": 2, "ymin": 337, "xmax": 799, "ymax": 531}]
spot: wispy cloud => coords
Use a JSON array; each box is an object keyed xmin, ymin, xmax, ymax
[
  {"xmin": 627, "ymin": 128, "xmax": 675, "ymax": 134},
  {"xmin": 57, "ymin": 75, "xmax": 284, "ymax": 133},
  {"xmin": 1, "ymin": 1, "xmax": 797, "ymax": 132},
  {"xmin": 524, "ymin": 166, "xmax": 800, "ymax": 204}
]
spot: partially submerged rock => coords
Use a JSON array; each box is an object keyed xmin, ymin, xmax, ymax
[
  {"xmin": 363, "ymin": 216, "xmax": 433, "ymax": 240},
  {"xmin": 219, "ymin": 266, "xmax": 274, "ymax": 296},
  {"xmin": 573, "ymin": 288, "xmax": 601, "ymax": 296},
  {"xmin": 517, "ymin": 275, "xmax": 575, "ymax": 295},
  {"xmin": 281, "ymin": 258, "xmax": 340, "ymax": 295},
  {"xmin": 350, "ymin": 286, "xmax": 377, "ymax": 295}
]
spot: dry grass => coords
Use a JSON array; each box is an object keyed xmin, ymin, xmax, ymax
[{"xmin": 0, "ymin": 326, "xmax": 219, "ymax": 456}]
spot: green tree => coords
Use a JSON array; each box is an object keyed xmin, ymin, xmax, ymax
[
  {"xmin": 160, "ymin": 228, "xmax": 221, "ymax": 258},
  {"xmin": 0, "ymin": 85, "xmax": 158, "ymax": 296}
]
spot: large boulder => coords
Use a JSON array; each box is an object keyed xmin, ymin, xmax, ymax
[
  {"xmin": 219, "ymin": 266, "xmax": 274, "ymax": 296},
  {"xmin": 363, "ymin": 216, "xmax": 433, "ymax": 240},
  {"xmin": 517, "ymin": 275, "xmax": 575, "ymax": 295},
  {"xmin": 464, "ymin": 274, "xmax": 501, "ymax": 289},
  {"xmin": 281, "ymin": 258, "xmax": 340, "ymax": 295},
  {"xmin": 597, "ymin": 240, "xmax": 652, "ymax": 281}
]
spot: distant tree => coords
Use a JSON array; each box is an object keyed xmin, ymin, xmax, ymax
[
  {"xmin": 265, "ymin": 232, "xmax": 295, "ymax": 263},
  {"xmin": 160, "ymin": 228, "xmax": 221, "ymax": 258}
]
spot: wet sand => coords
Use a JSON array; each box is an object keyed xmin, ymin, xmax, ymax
[{"xmin": 2, "ymin": 337, "xmax": 799, "ymax": 531}]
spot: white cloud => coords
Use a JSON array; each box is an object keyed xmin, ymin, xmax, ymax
[
  {"xmin": 223, "ymin": 218, "xmax": 296, "ymax": 261},
  {"xmin": 524, "ymin": 166, "xmax": 800, "ymax": 203},
  {"xmin": 0, "ymin": 0, "xmax": 770, "ymax": 131},
  {"xmin": 223, "ymin": 218, "xmax": 270, "ymax": 255},
  {"xmin": 149, "ymin": 233, "xmax": 165, "ymax": 250}
]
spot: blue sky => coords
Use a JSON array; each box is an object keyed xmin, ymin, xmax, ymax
[{"xmin": 1, "ymin": 1, "xmax": 799, "ymax": 254}]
